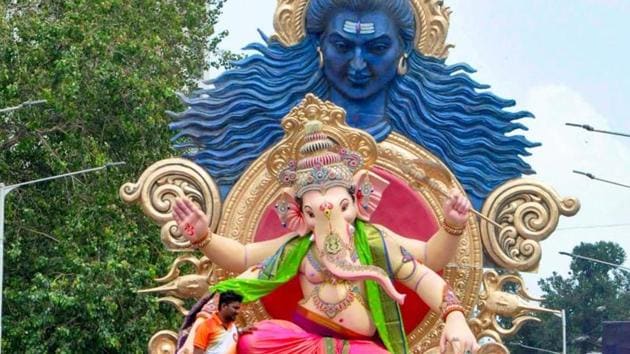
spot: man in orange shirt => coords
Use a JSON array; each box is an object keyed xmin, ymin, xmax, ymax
[{"xmin": 193, "ymin": 291, "xmax": 243, "ymax": 354}]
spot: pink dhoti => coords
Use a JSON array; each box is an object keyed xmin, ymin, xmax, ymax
[{"xmin": 238, "ymin": 307, "xmax": 389, "ymax": 354}]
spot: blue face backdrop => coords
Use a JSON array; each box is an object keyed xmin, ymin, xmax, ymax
[
  {"xmin": 168, "ymin": 0, "xmax": 539, "ymax": 208},
  {"xmin": 322, "ymin": 10, "xmax": 403, "ymax": 125}
]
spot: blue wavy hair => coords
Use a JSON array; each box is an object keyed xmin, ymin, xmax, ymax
[{"xmin": 169, "ymin": 0, "xmax": 539, "ymax": 207}]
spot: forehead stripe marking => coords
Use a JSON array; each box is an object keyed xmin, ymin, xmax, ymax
[{"xmin": 343, "ymin": 20, "xmax": 375, "ymax": 35}]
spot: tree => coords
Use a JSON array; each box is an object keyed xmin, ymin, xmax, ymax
[
  {"xmin": 510, "ymin": 241, "xmax": 630, "ymax": 354},
  {"xmin": 0, "ymin": 1, "xmax": 231, "ymax": 352}
]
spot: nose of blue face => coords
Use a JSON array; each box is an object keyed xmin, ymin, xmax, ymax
[
  {"xmin": 348, "ymin": 52, "xmax": 370, "ymax": 85},
  {"xmin": 349, "ymin": 50, "xmax": 367, "ymax": 71}
]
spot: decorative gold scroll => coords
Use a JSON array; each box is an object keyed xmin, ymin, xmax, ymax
[
  {"xmin": 119, "ymin": 158, "xmax": 222, "ymax": 251},
  {"xmin": 272, "ymin": 0, "xmax": 453, "ymax": 58},
  {"xmin": 147, "ymin": 330, "xmax": 178, "ymax": 354},
  {"xmin": 480, "ymin": 179, "xmax": 580, "ymax": 272}
]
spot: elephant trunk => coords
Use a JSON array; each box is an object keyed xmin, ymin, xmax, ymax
[{"xmin": 314, "ymin": 214, "xmax": 406, "ymax": 305}]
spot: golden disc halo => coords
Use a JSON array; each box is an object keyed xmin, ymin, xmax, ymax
[{"xmin": 272, "ymin": 0, "xmax": 453, "ymax": 58}]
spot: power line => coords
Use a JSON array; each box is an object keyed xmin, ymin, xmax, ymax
[
  {"xmin": 556, "ymin": 222, "xmax": 630, "ymax": 231},
  {"xmin": 566, "ymin": 122, "xmax": 630, "ymax": 138},
  {"xmin": 509, "ymin": 342, "xmax": 562, "ymax": 354},
  {"xmin": 573, "ymin": 170, "xmax": 630, "ymax": 189}
]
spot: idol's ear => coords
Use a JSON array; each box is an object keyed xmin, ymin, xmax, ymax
[
  {"xmin": 353, "ymin": 170, "xmax": 390, "ymax": 221},
  {"xmin": 272, "ymin": 188, "xmax": 308, "ymax": 235}
]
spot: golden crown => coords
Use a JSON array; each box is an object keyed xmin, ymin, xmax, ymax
[{"xmin": 266, "ymin": 94, "xmax": 378, "ymax": 195}]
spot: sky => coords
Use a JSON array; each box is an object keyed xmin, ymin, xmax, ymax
[{"xmin": 207, "ymin": 0, "xmax": 630, "ymax": 295}]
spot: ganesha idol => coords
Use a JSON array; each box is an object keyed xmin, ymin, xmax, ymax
[{"xmin": 171, "ymin": 97, "xmax": 480, "ymax": 354}]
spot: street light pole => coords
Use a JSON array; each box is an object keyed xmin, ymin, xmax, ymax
[
  {"xmin": 553, "ymin": 252, "xmax": 628, "ymax": 354},
  {"xmin": 549, "ymin": 309, "xmax": 567, "ymax": 354},
  {"xmin": 0, "ymin": 184, "xmax": 17, "ymax": 354},
  {"xmin": 509, "ymin": 309, "xmax": 566, "ymax": 354},
  {"xmin": 565, "ymin": 122, "xmax": 630, "ymax": 138},
  {"xmin": 559, "ymin": 251, "xmax": 630, "ymax": 272},
  {"xmin": 561, "ymin": 309, "xmax": 567, "ymax": 354},
  {"xmin": 572, "ymin": 170, "xmax": 630, "ymax": 190},
  {"xmin": 0, "ymin": 99, "xmax": 47, "ymax": 114},
  {"xmin": 0, "ymin": 162, "xmax": 125, "ymax": 353}
]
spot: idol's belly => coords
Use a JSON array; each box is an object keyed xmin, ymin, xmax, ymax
[{"xmin": 298, "ymin": 276, "xmax": 376, "ymax": 337}]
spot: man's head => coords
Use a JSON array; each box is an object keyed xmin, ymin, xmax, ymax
[{"xmin": 218, "ymin": 291, "xmax": 243, "ymax": 323}]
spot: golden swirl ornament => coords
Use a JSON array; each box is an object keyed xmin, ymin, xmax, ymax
[
  {"xmin": 147, "ymin": 330, "xmax": 178, "ymax": 354},
  {"xmin": 119, "ymin": 158, "xmax": 222, "ymax": 251},
  {"xmin": 480, "ymin": 179, "xmax": 580, "ymax": 272},
  {"xmin": 272, "ymin": 0, "xmax": 453, "ymax": 58}
]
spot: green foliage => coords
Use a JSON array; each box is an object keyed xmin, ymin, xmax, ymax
[
  {"xmin": 0, "ymin": 1, "xmax": 230, "ymax": 352},
  {"xmin": 510, "ymin": 241, "xmax": 630, "ymax": 354}
]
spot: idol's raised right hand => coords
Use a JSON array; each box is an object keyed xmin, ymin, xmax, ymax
[{"xmin": 172, "ymin": 198, "xmax": 210, "ymax": 243}]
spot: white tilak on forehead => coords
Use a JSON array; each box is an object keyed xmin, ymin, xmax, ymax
[{"xmin": 343, "ymin": 20, "xmax": 376, "ymax": 35}]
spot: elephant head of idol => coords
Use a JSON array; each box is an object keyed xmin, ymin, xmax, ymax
[{"xmin": 267, "ymin": 110, "xmax": 405, "ymax": 305}]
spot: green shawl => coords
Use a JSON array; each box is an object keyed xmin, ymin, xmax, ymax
[{"xmin": 211, "ymin": 220, "xmax": 409, "ymax": 354}]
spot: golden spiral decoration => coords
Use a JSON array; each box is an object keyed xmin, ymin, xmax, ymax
[
  {"xmin": 147, "ymin": 330, "xmax": 178, "ymax": 354},
  {"xmin": 480, "ymin": 179, "xmax": 580, "ymax": 272},
  {"xmin": 119, "ymin": 158, "xmax": 222, "ymax": 251}
]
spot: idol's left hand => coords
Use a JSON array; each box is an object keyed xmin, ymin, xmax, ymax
[
  {"xmin": 440, "ymin": 311, "xmax": 480, "ymax": 354},
  {"xmin": 442, "ymin": 188, "xmax": 471, "ymax": 228}
]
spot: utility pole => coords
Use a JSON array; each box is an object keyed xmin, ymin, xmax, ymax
[{"xmin": 0, "ymin": 162, "xmax": 125, "ymax": 353}]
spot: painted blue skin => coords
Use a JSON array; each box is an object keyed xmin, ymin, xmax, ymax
[
  {"xmin": 169, "ymin": 4, "xmax": 538, "ymax": 208},
  {"xmin": 322, "ymin": 11, "xmax": 402, "ymax": 131}
]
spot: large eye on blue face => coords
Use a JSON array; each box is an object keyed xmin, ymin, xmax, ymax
[
  {"xmin": 366, "ymin": 37, "xmax": 392, "ymax": 55},
  {"xmin": 328, "ymin": 34, "xmax": 352, "ymax": 54}
]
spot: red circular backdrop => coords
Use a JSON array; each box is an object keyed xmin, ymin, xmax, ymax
[{"xmin": 254, "ymin": 167, "xmax": 439, "ymax": 334}]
